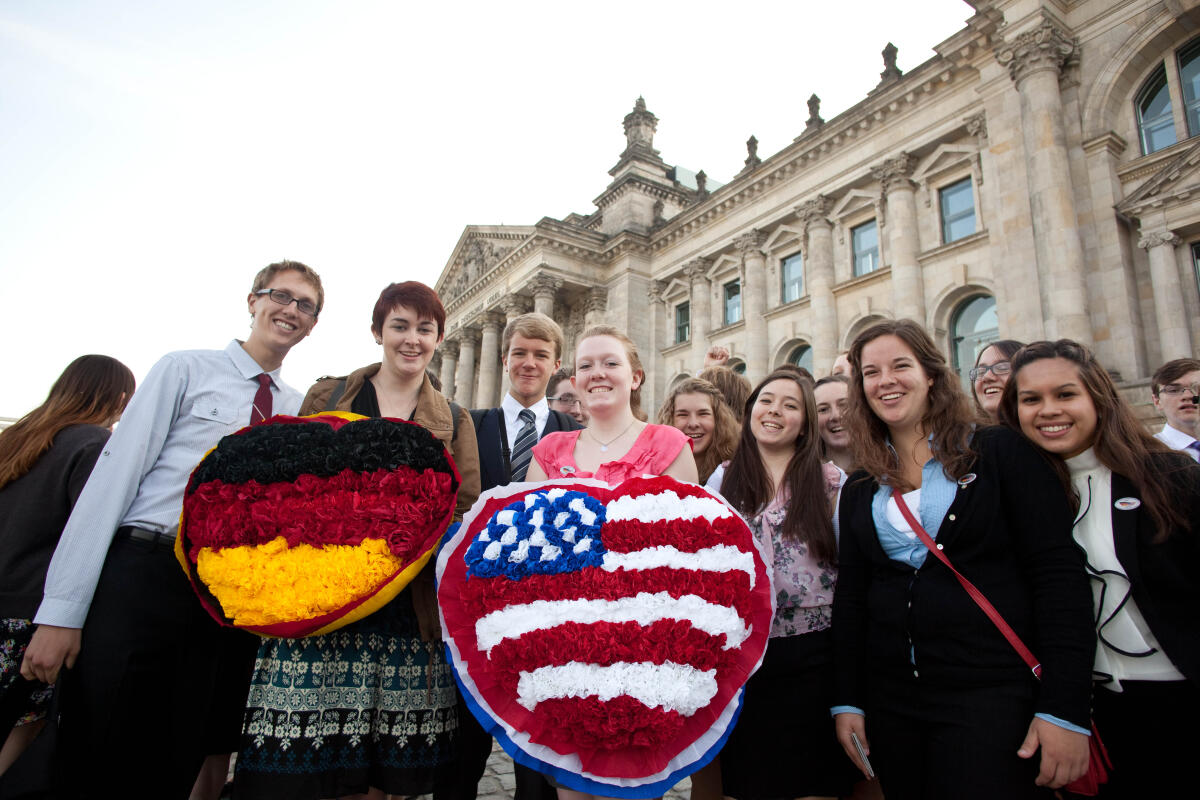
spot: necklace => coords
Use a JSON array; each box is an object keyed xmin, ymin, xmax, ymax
[{"xmin": 588, "ymin": 419, "xmax": 638, "ymax": 452}]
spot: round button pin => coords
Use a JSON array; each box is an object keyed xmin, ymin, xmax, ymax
[
  {"xmin": 957, "ymin": 473, "xmax": 977, "ymax": 487},
  {"xmin": 1114, "ymin": 497, "xmax": 1141, "ymax": 511}
]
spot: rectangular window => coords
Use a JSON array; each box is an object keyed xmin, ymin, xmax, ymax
[
  {"xmin": 1192, "ymin": 242, "xmax": 1200, "ymax": 295},
  {"xmin": 852, "ymin": 220, "xmax": 879, "ymax": 276},
  {"xmin": 781, "ymin": 252, "xmax": 804, "ymax": 304},
  {"xmin": 675, "ymin": 301, "xmax": 690, "ymax": 344},
  {"xmin": 940, "ymin": 177, "xmax": 976, "ymax": 244},
  {"xmin": 723, "ymin": 280, "xmax": 742, "ymax": 326}
]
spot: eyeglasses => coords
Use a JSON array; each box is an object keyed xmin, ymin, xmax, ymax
[
  {"xmin": 1159, "ymin": 383, "xmax": 1200, "ymax": 396},
  {"xmin": 255, "ymin": 289, "xmax": 319, "ymax": 318},
  {"xmin": 968, "ymin": 361, "xmax": 1011, "ymax": 382},
  {"xmin": 548, "ymin": 395, "xmax": 582, "ymax": 408}
]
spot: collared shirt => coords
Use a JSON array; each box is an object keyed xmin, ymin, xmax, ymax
[
  {"xmin": 1155, "ymin": 423, "xmax": 1200, "ymax": 462},
  {"xmin": 35, "ymin": 340, "xmax": 302, "ymax": 628},
  {"xmin": 870, "ymin": 458, "xmax": 958, "ymax": 569},
  {"xmin": 501, "ymin": 392, "xmax": 549, "ymax": 450}
]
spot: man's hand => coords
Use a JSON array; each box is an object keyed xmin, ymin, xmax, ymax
[
  {"xmin": 20, "ymin": 624, "xmax": 82, "ymax": 684},
  {"xmin": 703, "ymin": 345, "xmax": 730, "ymax": 369},
  {"xmin": 1017, "ymin": 716, "xmax": 1090, "ymax": 788},
  {"xmin": 834, "ymin": 712, "xmax": 873, "ymax": 779}
]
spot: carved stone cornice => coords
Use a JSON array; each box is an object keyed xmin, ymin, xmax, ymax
[
  {"xmin": 584, "ymin": 287, "xmax": 608, "ymax": 314},
  {"xmin": 1138, "ymin": 230, "xmax": 1183, "ymax": 250},
  {"xmin": 734, "ymin": 230, "xmax": 767, "ymax": 257},
  {"xmin": 439, "ymin": 339, "xmax": 460, "ymax": 358},
  {"xmin": 871, "ymin": 152, "xmax": 918, "ymax": 194},
  {"xmin": 995, "ymin": 19, "xmax": 1077, "ymax": 84},
  {"xmin": 683, "ymin": 257, "xmax": 713, "ymax": 284},
  {"xmin": 796, "ymin": 195, "xmax": 833, "ymax": 232},
  {"xmin": 646, "ymin": 280, "xmax": 666, "ymax": 305},
  {"xmin": 528, "ymin": 274, "xmax": 563, "ymax": 299}
]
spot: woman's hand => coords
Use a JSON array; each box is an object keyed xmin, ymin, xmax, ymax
[
  {"xmin": 20, "ymin": 624, "xmax": 81, "ymax": 684},
  {"xmin": 834, "ymin": 712, "xmax": 872, "ymax": 779},
  {"xmin": 1017, "ymin": 716, "xmax": 1090, "ymax": 788}
]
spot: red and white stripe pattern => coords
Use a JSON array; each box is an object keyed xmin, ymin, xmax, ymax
[{"xmin": 438, "ymin": 475, "xmax": 772, "ymax": 788}]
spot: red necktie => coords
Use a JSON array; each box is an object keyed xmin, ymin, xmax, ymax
[{"xmin": 250, "ymin": 374, "xmax": 273, "ymax": 425}]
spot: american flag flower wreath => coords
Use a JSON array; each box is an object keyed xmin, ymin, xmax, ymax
[
  {"xmin": 175, "ymin": 412, "xmax": 460, "ymax": 637},
  {"xmin": 436, "ymin": 475, "xmax": 773, "ymax": 798}
]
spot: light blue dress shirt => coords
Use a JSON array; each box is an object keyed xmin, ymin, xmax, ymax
[{"xmin": 34, "ymin": 340, "xmax": 302, "ymax": 629}]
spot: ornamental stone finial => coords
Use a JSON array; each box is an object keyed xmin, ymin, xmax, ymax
[
  {"xmin": 879, "ymin": 42, "xmax": 903, "ymax": 84},
  {"xmin": 696, "ymin": 170, "xmax": 709, "ymax": 197},
  {"xmin": 804, "ymin": 94, "xmax": 824, "ymax": 135},
  {"xmin": 871, "ymin": 152, "xmax": 918, "ymax": 193},
  {"xmin": 623, "ymin": 96, "xmax": 658, "ymax": 151},
  {"xmin": 743, "ymin": 136, "xmax": 762, "ymax": 171},
  {"xmin": 995, "ymin": 19, "xmax": 1077, "ymax": 84}
]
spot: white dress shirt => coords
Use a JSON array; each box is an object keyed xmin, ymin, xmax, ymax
[
  {"xmin": 35, "ymin": 340, "xmax": 302, "ymax": 628},
  {"xmin": 500, "ymin": 393, "xmax": 550, "ymax": 450},
  {"xmin": 1155, "ymin": 423, "xmax": 1200, "ymax": 462}
]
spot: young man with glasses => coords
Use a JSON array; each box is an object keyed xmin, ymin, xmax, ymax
[
  {"xmin": 21, "ymin": 261, "xmax": 323, "ymax": 798},
  {"xmin": 444, "ymin": 312, "xmax": 581, "ymax": 800},
  {"xmin": 548, "ymin": 366, "xmax": 588, "ymax": 426},
  {"xmin": 1151, "ymin": 357, "xmax": 1200, "ymax": 461}
]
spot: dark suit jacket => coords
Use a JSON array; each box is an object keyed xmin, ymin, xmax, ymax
[
  {"xmin": 471, "ymin": 404, "xmax": 582, "ymax": 492},
  {"xmin": 1110, "ymin": 452, "xmax": 1200, "ymax": 685},
  {"xmin": 832, "ymin": 425, "xmax": 1095, "ymax": 728}
]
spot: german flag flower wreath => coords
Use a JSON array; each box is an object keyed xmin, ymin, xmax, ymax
[
  {"xmin": 175, "ymin": 412, "xmax": 460, "ymax": 638},
  {"xmin": 436, "ymin": 475, "xmax": 773, "ymax": 798}
]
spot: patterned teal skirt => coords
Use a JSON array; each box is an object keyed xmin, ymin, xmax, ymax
[{"xmin": 233, "ymin": 588, "xmax": 458, "ymax": 799}]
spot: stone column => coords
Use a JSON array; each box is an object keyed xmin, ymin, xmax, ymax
[
  {"xmin": 1140, "ymin": 230, "xmax": 1192, "ymax": 359},
  {"xmin": 646, "ymin": 281, "xmax": 666, "ymax": 411},
  {"xmin": 474, "ymin": 313, "xmax": 504, "ymax": 408},
  {"xmin": 996, "ymin": 19, "xmax": 1090, "ymax": 343},
  {"xmin": 438, "ymin": 338, "xmax": 459, "ymax": 399},
  {"xmin": 530, "ymin": 274, "xmax": 563, "ymax": 319},
  {"xmin": 799, "ymin": 196, "xmax": 838, "ymax": 375},
  {"xmin": 684, "ymin": 257, "xmax": 713, "ymax": 371},
  {"xmin": 454, "ymin": 327, "xmax": 478, "ymax": 408},
  {"xmin": 872, "ymin": 153, "xmax": 924, "ymax": 323},
  {"xmin": 584, "ymin": 287, "xmax": 609, "ymax": 329},
  {"xmin": 736, "ymin": 231, "xmax": 770, "ymax": 383},
  {"xmin": 498, "ymin": 295, "xmax": 531, "ymax": 399}
]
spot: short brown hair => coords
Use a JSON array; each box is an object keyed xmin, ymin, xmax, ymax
[
  {"xmin": 502, "ymin": 312, "xmax": 565, "ymax": 362},
  {"xmin": 252, "ymin": 260, "xmax": 325, "ymax": 315},
  {"xmin": 1151, "ymin": 358, "xmax": 1200, "ymax": 397},
  {"xmin": 371, "ymin": 282, "xmax": 446, "ymax": 337}
]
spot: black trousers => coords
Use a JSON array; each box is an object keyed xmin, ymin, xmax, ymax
[
  {"xmin": 58, "ymin": 535, "xmax": 259, "ymax": 800},
  {"xmin": 866, "ymin": 676, "xmax": 1053, "ymax": 800},
  {"xmin": 1084, "ymin": 679, "xmax": 1199, "ymax": 799}
]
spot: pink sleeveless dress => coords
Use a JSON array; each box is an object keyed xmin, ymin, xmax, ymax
[{"xmin": 530, "ymin": 424, "xmax": 690, "ymax": 483}]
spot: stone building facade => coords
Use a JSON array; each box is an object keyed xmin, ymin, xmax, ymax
[{"xmin": 433, "ymin": 0, "xmax": 1200, "ymax": 416}]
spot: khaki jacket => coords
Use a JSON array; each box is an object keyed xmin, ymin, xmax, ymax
[{"xmin": 300, "ymin": 364, "xmax": 481, "ymax": 641}]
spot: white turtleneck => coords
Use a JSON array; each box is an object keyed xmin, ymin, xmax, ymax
[{"xmin": 1066, "ymin": 448, "xmax": 1184, "ymax": 690}]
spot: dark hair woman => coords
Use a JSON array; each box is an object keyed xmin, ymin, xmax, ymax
[
  {"xmin": 1001, "ymin": 339, "xmax": 1200, "ymax": 799},
  {"xmin": 831, "ymin": 320, "xmax": 1095, "ymax": 799},
  {"xmin": 971, "ymin": 339, "xmax": 1024, "ymax": 420},
  {"xmin": 234, "ymin": 281, "xmax": 482, "ymax": 800},
  {"xmin": 0, "ymin": 355, "xmax": 134, "ymax": 773},
  {"xmin": 706, "ymin": 369, "xmax": 853, "ymax": 800}
]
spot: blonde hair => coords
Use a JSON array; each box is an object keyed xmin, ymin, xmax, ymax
[
  {"xmin": 502, "ymin": 312, "xmax": 565, "ymax": 361},
  {"xmin": 578, "ymin": 326, "xmax": 647, "ymax": 421}
]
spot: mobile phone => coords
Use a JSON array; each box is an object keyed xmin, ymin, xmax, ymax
[{"xmin": 850, "ymin": 731, "xmax": 875, "ymax": 779}]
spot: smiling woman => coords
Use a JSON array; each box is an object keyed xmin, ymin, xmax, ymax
[{"xmin": 655, "ymin": 378, "xmax": 738, "ymax": 484}]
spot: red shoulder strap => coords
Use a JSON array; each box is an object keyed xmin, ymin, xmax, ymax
[{"xmin": 892, "ymin": 491, "xmax": 1042, "ymax": 679}]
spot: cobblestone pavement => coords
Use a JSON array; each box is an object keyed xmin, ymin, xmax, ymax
[{"xmin": 446, "ymin": 741, "xmax": 691, "ymax": 800}]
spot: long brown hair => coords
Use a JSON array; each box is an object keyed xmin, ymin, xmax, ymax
[
  {"xmin": 720, "ymin": 370, "xmax": 837, "ymax": 561},
  {"xmin": 578, "ymin": 326, "xmax": 648, "ymax": 421},
  {"xmin": 0, "ymin": 355, "xmax": 135, "ymax": 489},
  {"xmin": 998, "ymin": 339, "xmax": 1186, "ymax": 541},
  {"xmin": 656, "ymin": 378, "xmax": 739, "ymax": 484},
  {"xmin": 846, "ymin": 319, "xmax": 976, "ymax": 490}
]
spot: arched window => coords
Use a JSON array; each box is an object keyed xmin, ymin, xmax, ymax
[
  {"xmin": 787, "ymin": 344, "xmax": 814, "ymax": 375},
  {"xmin": 1138, "ymin": 66, "xmax": 1177, "ymax": 154},
  {"xmin": 1180, "ymin": 39, "xmax": 1200, "ymax": 136},
  {"xmin": 727, "ymin": 359, "xmax": 747, "ymax": 375},
  {"xmin": 951, "ymin": 295, "xmax": 999, "ymax": 386}
]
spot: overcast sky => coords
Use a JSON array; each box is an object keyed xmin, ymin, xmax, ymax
[{"xmin": 0, "ymin": 0, "xmax": 970, "ymax": 418}]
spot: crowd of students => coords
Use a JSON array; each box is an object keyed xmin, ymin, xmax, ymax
[{"xmin": 0, "ymin": 261, "xmax": 1197, "ymax": 800}]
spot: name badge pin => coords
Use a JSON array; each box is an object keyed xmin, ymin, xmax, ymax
[
  {"xmin": 560, "ymin": 466, "xmax": 576, "ymax": 475},
  {"xmin": 1114, "ymin": 497, "xmax": 1141, "ymax": 511},
  {"xmin": 957, "ymin": 473, "xmax": 977, "ymax": 487}
]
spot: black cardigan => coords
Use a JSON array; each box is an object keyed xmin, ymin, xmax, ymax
[
  {"xmin": 832, "ymin": 425, "xmax": 1095, "ymax": 728},
  {"xmin": 1108, "ymin": 452, "xmax": 1200, "ymax": 685}
]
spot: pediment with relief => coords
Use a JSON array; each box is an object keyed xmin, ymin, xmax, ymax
[
  {"xmin": 438, "ymin": 228, "xmax": 530, "ymax": 299},
  {"xmin": 1116, "ymin": 139, "xmax": 1200, "ymax": 218}
]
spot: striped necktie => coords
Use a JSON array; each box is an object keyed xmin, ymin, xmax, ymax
[{"xmin": 510, "ymin": 408, "xmax": 538, "ymax": 482}]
